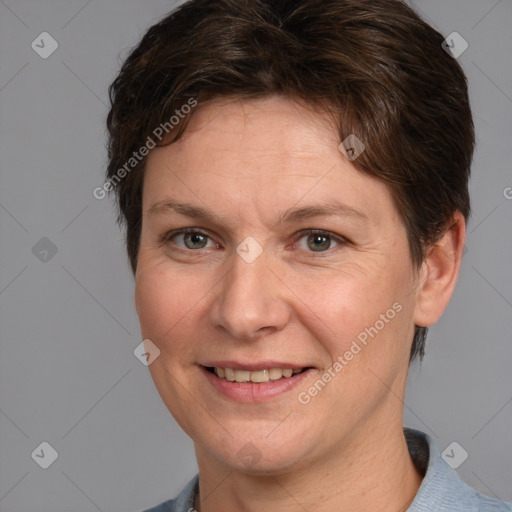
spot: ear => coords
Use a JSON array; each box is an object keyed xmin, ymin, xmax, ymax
[{"xmin": 414, "ymin": 212, "xmax": 466, "ymax": 327}]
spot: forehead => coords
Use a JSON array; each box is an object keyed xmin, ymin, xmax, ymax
[
  {"xmin": 143, "ymin": 96, "xmax": 399, "ymax": 231},
  {"xmin": 149, "ymin": 96, "xmax": 344, "ymax": 177},
  {"xmin": 180, "ymin": 96, "xmax": 338, "ymax": 153}
]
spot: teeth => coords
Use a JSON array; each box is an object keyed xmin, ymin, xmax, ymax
[
  {"xmin": 235, "ymin": 370, "xmax": 251, "ymax": 383},
  {"xmin": 213, "ymin": 367, "xmax": 304, "ymax": 383},
  {"xmin": 250, "ymin": 370, "xmax": 268, "ymax": 383},
  {"xmin": 269, "ymin": 368, "xmax": 283, "ymax": 380}
]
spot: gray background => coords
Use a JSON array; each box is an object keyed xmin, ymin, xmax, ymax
[{"xmin": 0, "ymin": 1, "xmax": 511, "ymax": 511}]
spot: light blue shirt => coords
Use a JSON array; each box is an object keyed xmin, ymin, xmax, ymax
[{"xmin": 143, "ymin": 428, "xmax": 511, "ymax": 511}]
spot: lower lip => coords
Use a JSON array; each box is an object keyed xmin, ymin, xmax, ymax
[{"xmin": 200, "ymin": 366, "xmax": 314, "ymax": 403}]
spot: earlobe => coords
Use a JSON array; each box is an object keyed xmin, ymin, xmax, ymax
[{"xmin": 413, "ymin": 212, "xmax": 466, "ymax": 327}]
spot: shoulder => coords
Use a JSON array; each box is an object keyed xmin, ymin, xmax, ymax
[
  {"xmin": 141, "ymin": 474, "xmax": 199, "ymax": 512},
  {"xmin": 469, "ymin": 489, "xmax": 512, "ymax": 511},
  {"xmin": 405, "ymin": 428, "xmax": 511, "ymax": 512},
  {"xmin": 142, "ymin": 500, "xmax": 175, "ymax": 512}
]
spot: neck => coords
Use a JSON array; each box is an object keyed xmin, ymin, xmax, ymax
[{"xmin": 194, "ymin": 421, "xmax": 423, "ymax": 512}]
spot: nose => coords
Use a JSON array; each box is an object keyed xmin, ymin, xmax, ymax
[{"xmin": 209, "ymin": 246, "xmax": 290, "ymax": 341}]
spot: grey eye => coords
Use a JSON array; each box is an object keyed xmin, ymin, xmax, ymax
[
  {"xmin": 169, "ymin": 230, "xmax": 213, "ymax": 250},
  {"xmin": 295, "ymin": 230, "xmax": 343, "ymax": 253},
  {"xmin": 306, "ymin": 233, "xmax": 332, "ymax": 251}
]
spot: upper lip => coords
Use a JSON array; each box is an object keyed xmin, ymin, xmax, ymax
[{"xmin": 201, "ymin": 361, "xmax": 312, "ymax": 371}]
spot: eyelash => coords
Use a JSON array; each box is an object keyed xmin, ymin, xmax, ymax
[{"xmin": 161, "ymin": 228, "xmax": 348, "ymax": 256}]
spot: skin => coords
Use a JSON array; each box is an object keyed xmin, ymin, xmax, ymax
[{"xmin": 134, "ymin": 96, "xmax": 466, "ymax": 511}]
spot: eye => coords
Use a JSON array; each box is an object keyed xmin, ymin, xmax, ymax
[
  {"xmin": 162, "ymin": 228, "xmax": 347, "ymax": 254},
  {"xmin": 293, "ymin": 229, "xmax": 347, "ymax": 253},
  {"xmin": 164, "ymin": 228, "xmax": 218, "ymax": 251}
]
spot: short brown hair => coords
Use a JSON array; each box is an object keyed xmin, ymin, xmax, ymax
[{"xmin": 106, "ymin": 0, "xmax": 474, "ymax": 362}]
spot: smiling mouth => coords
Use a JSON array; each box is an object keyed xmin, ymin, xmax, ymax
[{"xmin": 204, "ymin": 366, "xmax": 311, "ymax": 383}]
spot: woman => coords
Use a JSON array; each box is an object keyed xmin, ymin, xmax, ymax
[{"xmin": 105, "ymin": 0, "xmax": 511, "ymax": 510}]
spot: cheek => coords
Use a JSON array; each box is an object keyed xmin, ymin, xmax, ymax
[
  {"xmin": 134, "ymin": 263, "xmax": 204, "ymax": 432},
  {"xmin": 134, "ymin": 257, "xmax": 225, "ymax": 376},
  {"xmin": 135, "ymin": 261, "xmax": 196, "ymax": 346},
  {"xmin": 285, "ymin": 260, "xmax": 414, "ymax": 397},
  {"xmin": 286, "ymin": 264, "xmax": 399, "ymax": 344},
  {"xmin": 293, "ymin": 275, "xmax": 412, "ymax": 412}
]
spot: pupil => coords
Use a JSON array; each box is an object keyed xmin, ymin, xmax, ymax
[
  {"xmin": 186, "ymin": 233, "xmax": 206, "ymax": 249},
  {"xmin": 309, "ymin": 234, "xmax": 330, "ymax": 251}
]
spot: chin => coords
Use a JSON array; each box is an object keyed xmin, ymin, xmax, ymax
[
  {"xmin": 222, "ymin": 447, "xmax": 306, "ymax": 475},
  {"xmin": 196, "ymin": 427, "xmax": 320, "ymax": 475}
]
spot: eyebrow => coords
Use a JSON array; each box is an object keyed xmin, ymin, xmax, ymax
[{"xmin": 147, "ymin": 199, "xmax": 368, "ymax": 226}]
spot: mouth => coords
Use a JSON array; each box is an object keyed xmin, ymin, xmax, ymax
[
  {"xmin": 204, "ymin": 366, "xmax": 311, "ymax": 383},
  {"xmin": 200, "ymin": 364, "xmax": 315, "ymax": 402}
]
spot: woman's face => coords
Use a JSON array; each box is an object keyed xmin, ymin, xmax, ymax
[{"xmin": 135, "ymin": 96, "xmax": 421, "ymax": 473}]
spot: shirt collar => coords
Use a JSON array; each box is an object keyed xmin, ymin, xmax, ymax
[{"xmin": 404, "ymin": 427, "xmax": 477, "ymax": 511}]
